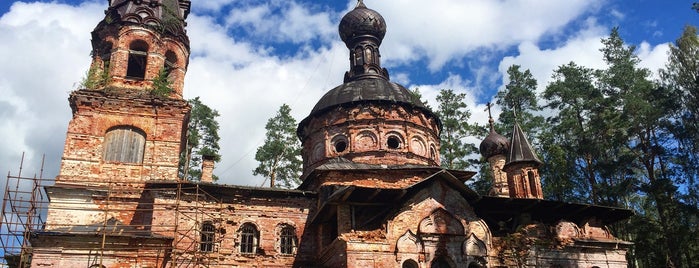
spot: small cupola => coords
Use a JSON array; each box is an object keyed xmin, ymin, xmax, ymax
[{"xmin": 338, "ymin": 0, "xmax": 389, "ymax": 82}]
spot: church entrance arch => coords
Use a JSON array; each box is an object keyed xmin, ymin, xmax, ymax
[{"xmin": 431, "ymin": 256, "xmax": 453, "ymax": 268}]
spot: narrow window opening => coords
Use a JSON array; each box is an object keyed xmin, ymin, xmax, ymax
[
  {"xmin": 127, "ymin": 40, "xmax": 149, "ymax": 79},
  {"xmin": 200, "ymin": 222, "xmax": 215, "ymax": 252},
  {"xmin": 527, "ymin": 170, "xmax": 537, "ymax": 196},
  {"xmin": 164, "ymin": 50, "xmax": 178, "ymax": 77},
  {"xmin": 240, "ymin": 223, "xmax": 259, "ymax": 254},
  {"xmin": 280, "ymin": 226, "xmax": 297, "ymax": 255}
]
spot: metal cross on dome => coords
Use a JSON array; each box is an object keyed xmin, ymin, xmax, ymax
[{"xmin": 485, "ymin": 102, "xmax": 495, "ymax": 129}]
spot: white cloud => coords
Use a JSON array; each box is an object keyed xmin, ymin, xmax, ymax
[
  {"xmin": 0, "ymin": 1, "xmax": 103, "ymax": 179},
  {"xmin": 0, "ymin": 0, "xmax": 674, "ymax": 188},
  {"xmin": 184, "ymin": 13, "xmax": 348, "ymax": 185},
  {"xmin": 225, "ymin": 1, "xmax": 336, "ymax": 44},
  {"xmin": 637, "ymin": 41, "xmax": 670, "ymax": 80},
  {"xmin": 497, "ymin": 21, "xmax": 670, "ymax": 99},
  {"xmin": 369, "ymin": 0, "xmax": 604, "ymax": 70},
  {"xmin": 498, "ymin": 20, "xmax": 609, "ymax": 96}
]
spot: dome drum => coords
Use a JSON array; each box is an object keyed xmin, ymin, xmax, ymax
[{"xmin": 299, "ymin": 104, "xmax": 441, "ymax": 175}]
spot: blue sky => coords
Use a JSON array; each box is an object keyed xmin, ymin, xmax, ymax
[{"xmin": 0, "ymin": 0, "xmax": 696, "ymax": 186}]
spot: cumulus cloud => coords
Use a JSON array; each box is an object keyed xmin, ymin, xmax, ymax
[
  {"xmin": 0, "ymin": 0, "xmax": 674, "ymax": 187},
  {"xmin": 225, "ymin": 1, "xmax": 337, "ymax": 44},
  {"xmin": 0, "ymin": 1, "xmax": 103, "ymax": 178},
  {"xmin": 497, "ymin": 20, "xmax": 670, "ymax": 99},
  {"xmin": 369, "ymin": 0, "xmax": 604, "ymax": 70}
]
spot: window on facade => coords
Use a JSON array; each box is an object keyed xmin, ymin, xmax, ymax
[
  {"xmin": 103, "ymin": 126, "xmax": 146, "ymax": 163},
  {"xmin": 387, "ymin": 136, "xmax": 401, "ymax": 149},
  {"xmin": 239, "ymin": 223, "xmax": 259, "ymax": 254},
  {"xmin": 279, "ymin": 226, "xmax": 297, "ymax": 255},
  {"xmin": 200, "ymin": 221, "xmax": 215, "ymax": 252},
  {"xmin": 127, "ymin": 40, "xmax": 149, "ymax": 79},
  {"xmin": 527, "ymin": 170, "xmax": 537, "ymax": 196},
  {"xmin": 164, "ymin": 50, "xmax": 178, "ymax": 77}
]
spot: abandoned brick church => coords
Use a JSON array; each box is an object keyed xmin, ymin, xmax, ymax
[{"xmin": 16, "ymin": 0, "xmax": 634, "ymax": 267}]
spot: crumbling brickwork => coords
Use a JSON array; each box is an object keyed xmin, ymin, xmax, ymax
[
  {"xmin": 299, "ymin": 103, "xmax": 441, "ymax": 174},
  {"xmin": 57, "ymin": 90, "xmax": 189, "ymax": 186}
]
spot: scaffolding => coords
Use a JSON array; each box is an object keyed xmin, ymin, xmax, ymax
[
  {"xmin": 0, "ymin": 154, "xmax": 48, "ymax": 268},
  {"xmin": 0, "ymin": 155, "xmax": 224, "ymax": 268}
]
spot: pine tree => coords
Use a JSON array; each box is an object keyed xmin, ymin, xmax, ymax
[
  {"xmin": 253, "ymin": 104, "xmax": 302, "ymax": 188},
  {"xmin": 495, "ymin": 64, "xmax": 544, "ymax": 138},
  {"xmin": 435, "ymin": 89, "xmax": 479, "ymax": 170},
  {"xmin": 179, "ymin": 97, "xmax": 221, "ymax": 181}
]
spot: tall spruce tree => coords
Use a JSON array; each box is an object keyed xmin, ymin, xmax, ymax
[
  {"xmin": 253, "ymin": 104, "xmax": 302, "ymax": 189},
  {"xmin": 179, "ymin": 97, "xmax": 221, "ymax": 181},
  {"xmin": 435, "ymin": 89, "xmax": 479, "ymax": 170}
]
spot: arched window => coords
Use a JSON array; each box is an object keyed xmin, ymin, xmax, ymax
[
  {"xmin": 402, "ymin": 259, "xmax": 419, "ymax": 268},
  {"xmin": 279, "ymin": 225, "xmax": 297, "ymax": 255},
  {"xmin": 200, "ymin": 221, "xmax": 215, "ymax": 252},
  {"xmin": 164, "ymin": 50, "xmax": 178, "ymax": 77},
  {"xmin": 103, "ymin": 126, "xmax": 146, "ymax": 163},
  {"xmin": 528, "ymin": 170, "xmax": 537, "ymax": 196},
  {"xmin": 239, "ymin": 223, "xmax": 259, "ymax": 254},
  {"xmin": 127, "ymin": 40, "xmax": 149, "ymax": 79}
]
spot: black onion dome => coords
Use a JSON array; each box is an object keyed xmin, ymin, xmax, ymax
[
  {"xmin": 339, "ymin": 1, "xmax": 387, "ymax": 45},
  {"xmin": 480, "ymin": 129, "xmax": 510, "ymax": 159}
]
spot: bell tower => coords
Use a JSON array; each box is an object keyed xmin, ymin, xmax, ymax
[{"xmin": 56, "ymin": 0, "xmax": 192, "ymax": 186}]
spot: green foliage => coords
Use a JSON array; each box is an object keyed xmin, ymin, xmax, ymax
[
  {"xmin": 179, "ymin": 97, "xmax": 221, "ymax": 181},
  {"xmin": 435, "ymin": 89, "xmax": 479, "ymax": 170},
  {"xmin": 79, "ymin": 62, "xmax": 109, "ymax": 89},
  {"xmin": 151, "ymin": 67, "xmax": 173, "ymax": 98},
  {"xmin": 253, "ymin": 104, "xmax": 302, "ymax": 189},
  {"xmin": 409, "ymin": 87, "xmax": 431, "ymax": 109},
  {"xmin": 531, "ymin": 27, "xmax": 699, "ymax": 268},
  {"xmin": 495, "ymin": 64, "xmax": 544, "ymax": 139}
]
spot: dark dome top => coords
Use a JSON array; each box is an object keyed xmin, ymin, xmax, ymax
[
  {"xmin": 310, "ymin": 79, "xmax": 425, "ymax": 115},
  {"xmin": 339, "ymin": 2, "xmax": 387, "ymax": 45},
  {"xmin": 480, "ymin": 129, "xmax": 510, "ymax": 159}
]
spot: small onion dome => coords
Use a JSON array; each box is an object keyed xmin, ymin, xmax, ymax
[
  {"xmin": 339, "ymin": 1, "xmax": 387, "ymax": 46},
  {"xmin": 480, "ymin": 128, "xmax": 510, "ymax": 159}
]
